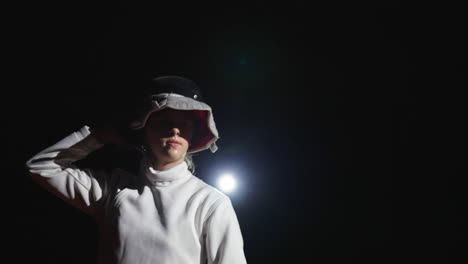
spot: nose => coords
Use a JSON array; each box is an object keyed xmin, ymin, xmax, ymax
[{"xmin": 170, "ymin": 127, "xmax": 181, "ymax": 136}]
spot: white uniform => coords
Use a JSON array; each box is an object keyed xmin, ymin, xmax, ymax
[{"xmin": 26, "ymin": 126, "xmax": 247, "ymax": 264}]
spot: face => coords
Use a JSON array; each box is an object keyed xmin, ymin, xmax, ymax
[{"xmin": 143, "ymin": 109, "xmax": 195, "ymax": 170}]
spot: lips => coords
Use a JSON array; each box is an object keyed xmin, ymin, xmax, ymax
[{"xmin": 167, "ymin": 140, "xmax": 181, "ymax": 146}]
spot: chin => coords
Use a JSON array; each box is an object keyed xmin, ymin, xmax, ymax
[{"xmin": 163, "ymin": 148, "xmax": 186, "ymax": 160}]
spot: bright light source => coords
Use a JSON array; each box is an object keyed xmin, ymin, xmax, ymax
[{"xmin": 217, "ymin": 173, "xmax": 237, "ymax": 193}]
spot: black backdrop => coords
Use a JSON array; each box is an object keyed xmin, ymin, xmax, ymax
[{"xmin": 8, "ymin": 2, "xmax": 466, "ymax": 263}]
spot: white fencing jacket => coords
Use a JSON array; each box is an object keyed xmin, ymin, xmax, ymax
[{"xmin": 26, "ymin": 126, "xmax": 247, "ymax": 264}]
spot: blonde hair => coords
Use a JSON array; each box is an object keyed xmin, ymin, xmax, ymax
[{"xmin": 184, "ymin": 153, "xmax": 196, "ymax": 174}]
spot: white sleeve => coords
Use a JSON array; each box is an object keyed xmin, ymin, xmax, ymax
[
  {"xmin": 25, "ymin": 125, "xmax": 107, "ymax": 216},
  {"xmin": 204, "ymin": 197, "xmax": 247, "ymax": 264}
]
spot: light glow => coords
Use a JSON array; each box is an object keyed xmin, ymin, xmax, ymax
[{"xmin": 217, "ymin": 173, "xmax": 237, "ymax": 193}]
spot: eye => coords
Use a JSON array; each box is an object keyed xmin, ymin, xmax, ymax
[
  {"xmin": 148, "ymin": 118, "xmax": 169, "ymax": 128},
  {"xmin": 147, "ymin": 116, "xmax": 194, "ymax": 131},
  {"xmin": 176, "ymin": 121, "xmax": 193, "ymax": 129}
]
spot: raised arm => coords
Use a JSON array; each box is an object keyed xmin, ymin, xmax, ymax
[{"xmin": 25, "ymin": 125, "xmax": 107, "ymax": 216}]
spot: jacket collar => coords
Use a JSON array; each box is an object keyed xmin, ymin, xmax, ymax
[{"xmin": 143, "ymin": 158, "xmax": 190, "ymax": 186}]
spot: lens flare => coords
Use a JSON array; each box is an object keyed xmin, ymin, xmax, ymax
[{"xmin": 217, "ymin": 174, "xmax": 237, "ymax": 193}]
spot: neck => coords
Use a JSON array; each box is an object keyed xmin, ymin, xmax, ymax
[
  {"xmin": 152, "ymin": 159, "xmax": 185, "ymax": 171},
  {"xmin": 145, "ymin": 158, "xmax": 189, "ymax": 185}
]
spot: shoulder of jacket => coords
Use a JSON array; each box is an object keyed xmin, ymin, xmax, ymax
[
  {"xmin": 187, "ymin": 176, "xmax": 231, "ymax": 215},
  {"xmin": 190, "ymin": 176, "xmax": 229, "ymax": 199}
]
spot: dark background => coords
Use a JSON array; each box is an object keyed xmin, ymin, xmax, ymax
[{"xmin": 8, "ymin": 1, "xmax": 466, "ymax": 263}]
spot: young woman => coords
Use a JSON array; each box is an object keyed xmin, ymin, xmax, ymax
[{"xmin": 25, "ymin": 76, "xmax": 247, "ymax": 264}]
